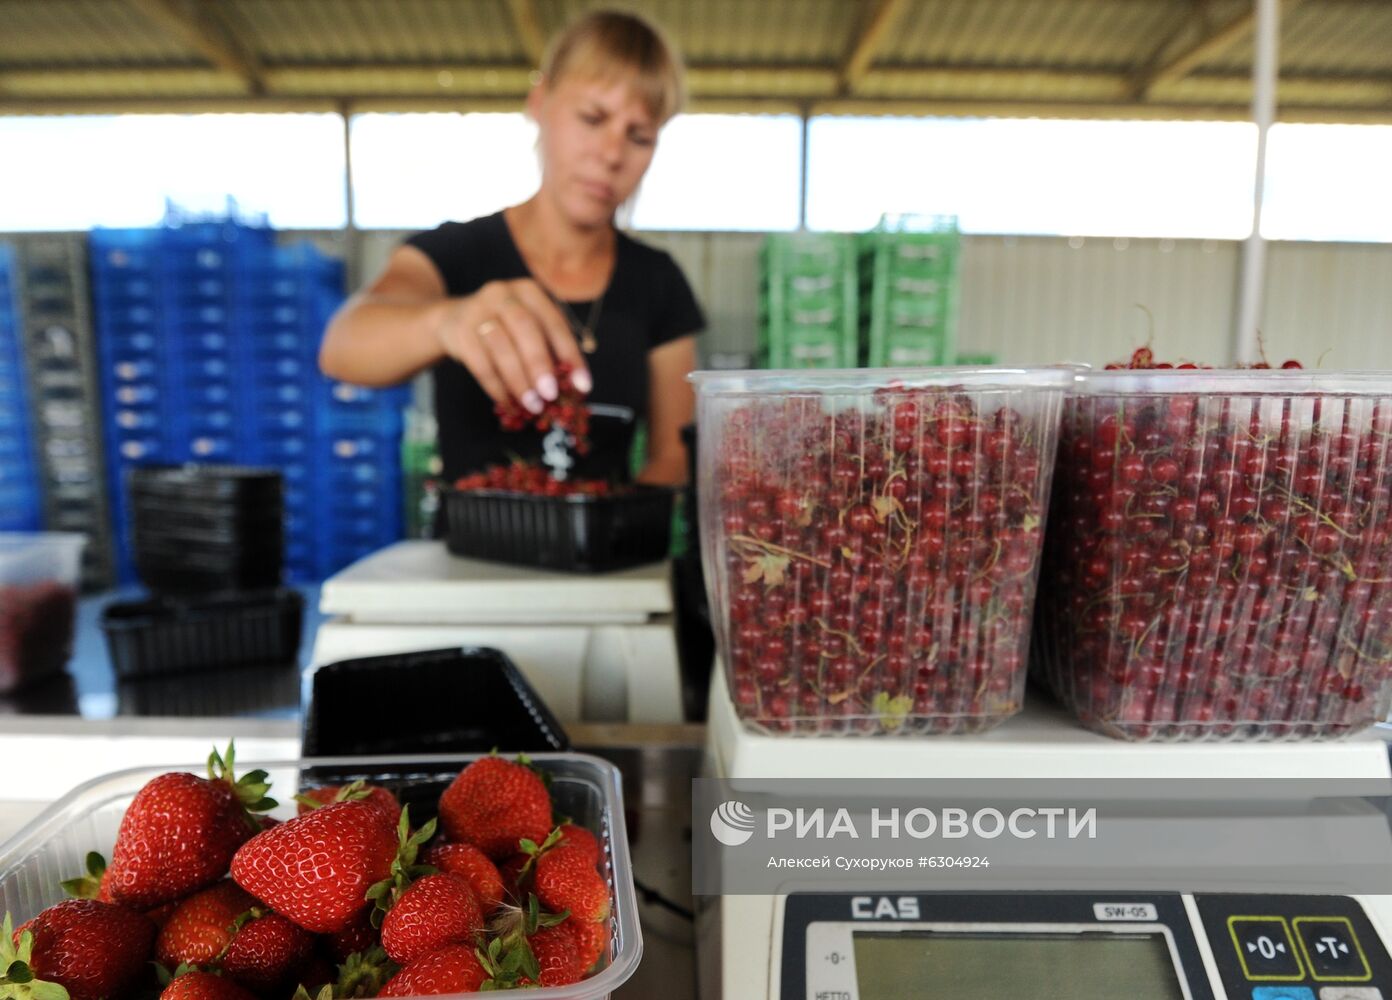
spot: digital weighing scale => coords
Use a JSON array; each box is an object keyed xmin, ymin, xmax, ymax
[{"xmin": 698, "ymin": 668, "xmax": 1392, "ymax": 1000}]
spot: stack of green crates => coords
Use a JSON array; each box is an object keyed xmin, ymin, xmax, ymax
[
  {"xmin": 860, "ymin": 217, "xmax": 961, "ymax": 368},
  {"xmin": 759, "ymin": 233, "xmax": 859, "ymax": 369}
]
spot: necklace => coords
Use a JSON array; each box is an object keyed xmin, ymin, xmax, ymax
[{"xmin": 547, "ymin": 287, "xmax": 606, "ymax": 355}]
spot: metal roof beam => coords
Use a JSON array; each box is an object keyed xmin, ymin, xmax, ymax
[
  {"xmin": 6, "ymin": 94, "xmax": 1392, "ymax": 125},
  {"xmin": 504, "ymin": 0, "xmax": 548, "ymax": 69},
  {"xmin": 838, "ymin": 0, "xmax": 909, "ymax": 95},
  {"xmin": 123, "ymin": 0, "xmax": 263, "ymax": 94},
  {"xmin": 1135, "ymin": 0, "xmax": 1303, "ymax": 97}
]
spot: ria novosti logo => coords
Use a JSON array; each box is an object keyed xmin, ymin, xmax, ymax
[{"xmin": 710, "ymin": 800, "xmax": 757, "ymax": 846}]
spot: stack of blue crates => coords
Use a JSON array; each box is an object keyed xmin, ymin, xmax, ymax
[
  {"xmin": 0, "ymin": 245, "xmax": 43, "ymax": 531},
  {"xmin": 91, "ymin": 217, "xmax": 407, "ymax": 583}
]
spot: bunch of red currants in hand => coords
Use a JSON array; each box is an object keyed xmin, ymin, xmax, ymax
[
  {"xmin": 1036, "ymin": 353, "xmax": 1392, "ymax": 740},
  {"xmin": 454, "ymin": 464, "xmax": 613, "ymax": 498},
  {"xmin": 494, "ymin": 363, "xmax": 592, "ymax": 455},
  {"xmin": 707, "ymin": 382, "xmax": 1061, "ymax": 735}
]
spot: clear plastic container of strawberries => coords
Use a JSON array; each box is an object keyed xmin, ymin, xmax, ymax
[
  {"xmin": 0, "ymin": 749, "xmax": 639, "ymax": 1000},
  {"xmin": 1035, "ymin": 349, "xmax": 1392, "ymax": 740},
  {"xmin": 693, "ymin": 367, "xmax": 1072, "ymax": 736}
]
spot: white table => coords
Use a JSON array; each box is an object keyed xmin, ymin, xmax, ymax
[{"xmin": 310, "ymin": 542, "xmax": 684, "ymax": 724}]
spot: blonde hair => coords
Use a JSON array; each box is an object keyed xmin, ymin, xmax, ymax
[{"xmin": 541, "ymin": 9, "xmax": 686, "ymax": 126}]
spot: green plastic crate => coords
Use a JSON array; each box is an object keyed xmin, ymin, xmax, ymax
[
  {"xmin": 860, "ymin": 221, "xmax": 962, "ymax": 368},
  {"xmin": 761, "ymin": 233, "xmax": 860, "ymax": 369}
]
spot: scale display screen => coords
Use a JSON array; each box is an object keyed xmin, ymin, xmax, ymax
[{"xmin": 851, "ymin": 930, "xmax": 1186, "ymax": 1000}]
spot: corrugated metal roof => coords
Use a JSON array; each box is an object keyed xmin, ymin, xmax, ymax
[{"xmin": 0, "ymin": 0, "xmax": 1389, "ymax": 121}]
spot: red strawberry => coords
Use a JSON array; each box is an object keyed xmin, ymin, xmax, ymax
[
  {"xmin": 380, "ymin": 873, "xmax": 483, "ymax": 966},
  {"xmin": 555, "ymin": 823, "xmax": 601, "ymax": 867},
  {"xmin": 438, "ymin": 757, "xmax": 552, "ymax": 860},
  {"xmin": 159, "ymin": 970, "xmax": 258, "ymax": 1000},
  {"xmin": 420, "ymin": 842, "xmax": 504, "ymax": 912},
  {"xmin": 295, "ymin": 782, "xmax": 401, "ymax": 829},
  {"xmin": 108, "ymin": 745, "xmax": 275, "ymax": 909},
  {"xmin": 293, "ymin": 953, "xmax": 336, "ymax": 993},
  {"xmin": 9, "ymin": 900, "xmax": 155, "ymax": 1000},
  {"xmin": 569, "ymin": 917, "xmax": 608, "ymax": 971},
  {"xmin": 378, "ymin": 944, "xmax": 488, "ymax": 997},
  {"xmin": 222, "ymin": 912, "xmax": 315, "ymax": 995},
  {"xmin": 521, "ymin": 922, "xmax": 583, "ymax": 987},
  {"xmin": 324, "ymin": 911, "xmax": 377, "ymax": 963},
  {"xmin": 497, "ymin": 853, "xmax": 532, "ymax": 903},
  {"xmin": 156, "ymin": 881, "xmax": 258, "ymax": 968},
  {"xmin": 534, "ymin": 847, "xmax": 610, "ymax": 923},
  {"xmin": 231, "ymin": 800, "xmax": 396, "ymax": 933}
]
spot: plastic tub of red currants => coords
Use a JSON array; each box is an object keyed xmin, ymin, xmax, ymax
[
  {"xmin": 692, "ymin": 367, "xmax": 1073, "ymax": 737},
  {"xmin": 1035, "ymin": 366, "xmax": 1392, "ymax": 742},
  {"xmin": 0, "ymin": 532, "xmax": 84, "ymax": 695}
]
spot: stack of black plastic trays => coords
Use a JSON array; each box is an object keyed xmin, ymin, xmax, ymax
[
  {"xmin": 129, "ymin": 465, "xmax": 284, "ymax": 592},
  {"xmin": 13, "ymin": 234, "xmax": 115, "ymax": 588},
  {"xmin": 101, "ymin": 465, "xmax": 303, "ymax": 693}
]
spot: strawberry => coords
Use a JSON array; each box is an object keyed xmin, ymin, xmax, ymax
[
  {"xmin": 231, "ymin": 800, "xmax": 396, "ymax": 933},
  {"xmin": 496, "ymin": 853, "xmax": 532, "ymax": 904},
  {"xmin": 437, "ymin": 757, "xmax": 552, "ymax": 860},
  {"xmin": 554, "ymin": 823, "xmax": 601, "ymax": 867},
  {"xmin": 569, "ymin": 917, "xmax": 608, "ymax": 971},
  {"xmin": 420, "ymin": 842, "xmax": 504, "ymax": 912},
  {"xmin": 158, "ymin": 970, "xmax": 258, "ymax": 1000},
  {"xmin": 533, "ymin": 847, "xmax": 610, "ymax": 923},
  {"xmin": 294, "ymin": 782, "xmax": 400, "ymax": 829},
  {"xmin": 6, "ymin": 901, "xmax": 155, "ymax": 1000},
  {"xmin": 155, "ymin": 881, "xmax": 258, "ymax": 969},
  {"xmin": 292, "ymin": 954, "xmax": 335, "ymax": 993},
  {"xmin": 379, "ymin": 874, "xmax": 483, "ymax": 966},
  {"xmin": 521, "ymin": 922, "xmax": 584, "ymax": 987},
  {"xmin": 108, "ymin": 744, "xmax": 276, "ymax": 909},
  {"xmin": 221, "ymin": 911, "xmax": 314, "ymax": 995},
  {"xmin": 324, "ymin": 912, "xmax": 377, "ymax": 963},
  {"xmin": 377, "ymin": 944, "xmax": 488, "ymax": 997}
]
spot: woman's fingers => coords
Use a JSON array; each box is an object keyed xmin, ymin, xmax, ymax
[
  {"xmin": 510, "ymin": 281, "xmax": 592, "ymax": 394},
  {"xmin": 439, "ymin": 310, "xmax": 510, "ymax": 406}
]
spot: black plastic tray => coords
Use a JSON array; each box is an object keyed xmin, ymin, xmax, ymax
[
  {"xmin": 301, "ymin": 647, "xmax": 570, "ymax": 757},
  {"xmin": 128, "ymin": 465, "xmax": 283, "ymax": 503},
  {"xmin": 133, "ymin": 561, "xmax": 284, "ymax": 594},
  {"xmin": 100, "ymin": 588, "xmax": 303, "ymax": 678},
  {"xmin": 131, "ymin": 497, "xmax": 284, "ymax": 537},
  {"xmin": 444, "ymin": 485, "xmax": 675, "ymax": 573}
]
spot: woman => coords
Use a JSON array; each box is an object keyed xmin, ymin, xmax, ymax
[{"xmin": 320, "ymin": 10, "xmax": 703, "ymax": 489}]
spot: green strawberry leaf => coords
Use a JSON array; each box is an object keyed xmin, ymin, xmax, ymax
[
  {"xmin": 59, "ymin": 852, "xmax": 107, "ymax": 900},
  {"xmin": 1, "ymin": 919, "xmax": 71, "ymax": 1000},
  {"xmin": 336, "ymin": 947, "xmax": 396, "ymax": 1000}
]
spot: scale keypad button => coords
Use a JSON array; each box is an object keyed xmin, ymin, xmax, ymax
[
  {"xmin": 1295, "ymin": 918, "xmax": 1373, "ymax": 983},
  {"xmin": 1317, "ymin": 989, "xmax": 1383, "ymax": 999},
  {"xmin": 1232, "ymin": 917, "xmax": 1305, "ymax": 981},
  {"xmin": 1252, "ymin": 988, "xmax": 1316, "ymax": 1000}
]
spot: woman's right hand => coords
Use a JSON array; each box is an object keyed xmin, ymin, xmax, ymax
[{"xmin": 436, "ymin": 278, "xmax": 592, "ymax": 413}]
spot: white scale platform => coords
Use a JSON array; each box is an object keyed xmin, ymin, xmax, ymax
[
  {"xmin": 309, "ymin": 541, "xmax": 683, "ymax": 724},
  {"xmin": 701, "ymin": 668, "xmax": 1392, "ymax": 1000}
]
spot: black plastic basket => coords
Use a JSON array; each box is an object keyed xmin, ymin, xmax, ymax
[
  {"xmin": 128, "ymin": 464, "xmax": 282, "ymax": 502},
  {"xmin": 100, "ymin": 588, "xmax": 304, "ymax": 678},
  {"xmin": 444, "ymin": 485, "xmax": 675, "ymax": 573},
  {"xmin": 301, "ymin": 647, "xmax": 570, "ymax": 758}
]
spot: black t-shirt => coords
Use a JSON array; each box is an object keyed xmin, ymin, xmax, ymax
[{"xmin": 405, "ymin": 212, "xmax": 705, "ymax": 484}]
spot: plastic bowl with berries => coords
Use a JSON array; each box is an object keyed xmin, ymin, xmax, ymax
[
  {"xmin": 1035, "ymin": 365, "xmax": 1392, "ymax": 741},
  {"xmin": 0, "ymin": 532, "xmax": 84, "ymax": 694},
  {"xmin": 692, "ymin": 367, "xmax": 1072, "ymax": 736}
]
